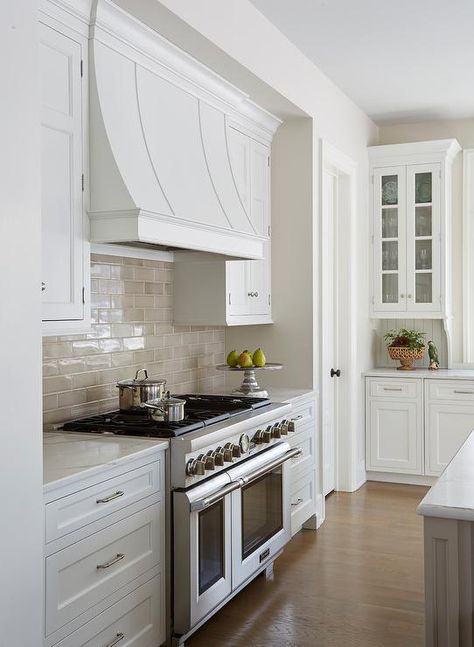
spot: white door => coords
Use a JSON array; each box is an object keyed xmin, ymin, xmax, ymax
[
  {"xmin": 406, "ymin": 163, "xmax": 441, "ymax": 312},
  {"xmin": 367, "ymin": 399, "xmax": 423, "ymax": 474},
  {"xmin": 321, "ymin": 169, "xmax": 338, "ymax": 495},
  {"xmin": 39, "ymin": 23, "xmax": 84, "ymax": 321},
  {"xmin": 425, "ymin": 404, "xmax": 474, "ymax": 476}
]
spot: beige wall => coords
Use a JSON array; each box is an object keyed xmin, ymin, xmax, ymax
[
  {"xmin": 379, "ymin": 119, "xmax": 474, "ymax": 363},
  {"xmin": 43, "ymin": 254, "xmax": 225, "ymax": 426}
]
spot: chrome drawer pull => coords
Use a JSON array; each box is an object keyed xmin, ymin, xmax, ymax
[
  {"xmin": 291, "ymin": 498, "xmax": 303, "ymax": 507},
  {"xmin": 96, "ymin": 491, "xmax": 124, "ymax": 504},
  {"xmin": 97, "ymin": 553, "xmax": 125, "ymax": 570},
  {"xmin": 383, "ymin": 387, "xmax": 403, "ymax": 391},
  {"xmin": 454, "ymin": 390, "xmax": 474, "ymax": 395},
  {"xmin": 105, "ymin": 633, "xmax": 125, "ymax": 647}
]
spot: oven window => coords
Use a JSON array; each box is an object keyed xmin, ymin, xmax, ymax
[
  {"xmin": 198, "ymin": 500, "xmax": 224, "ymax": 595},
  {"xmin": 241, "ymin": 466, "xmax": 283, "ymax": 560}
]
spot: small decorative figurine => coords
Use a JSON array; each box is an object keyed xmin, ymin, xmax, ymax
[{"xmin": 428, "ymin": 340, "xmax": 440, "ymax": 370}]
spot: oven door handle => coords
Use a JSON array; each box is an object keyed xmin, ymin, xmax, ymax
[
  {"xmin": 190, "ymin": 480, "xmax": 243, "ymax": 512},
  {"xmin": 241, "ymin": 447, "xmax": 302, "ymax": 485}
]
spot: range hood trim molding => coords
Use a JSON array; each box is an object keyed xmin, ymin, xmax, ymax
[
  {"xmin": 91, "ymin": 0, "xmax": 282, "ymax": 141},
  {"xmin": 90, "ymin": 208, "xmax": 266, "ymax": 259}
]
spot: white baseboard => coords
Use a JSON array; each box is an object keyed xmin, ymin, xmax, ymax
[{"xmin": 367, "ymin": 471, "xmax": 436, "ymax": 487}]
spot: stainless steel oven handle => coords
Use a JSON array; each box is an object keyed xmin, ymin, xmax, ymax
[
  {"xmin": 242, "ymin": 447, "xmax": 303, "ymax": 485},
  {"xmin": 190, "ymin": 480, "xmax": 243, "ymax": 512}
]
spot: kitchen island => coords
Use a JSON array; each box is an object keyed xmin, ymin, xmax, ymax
[{"xmin": 417, "ymin": 430, "xmax": 474, "ymax": 646}]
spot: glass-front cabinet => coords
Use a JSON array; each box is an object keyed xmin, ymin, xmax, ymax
[{"xmin": 369, "ymin": 140, "xmax": 460, "ymax": 318}]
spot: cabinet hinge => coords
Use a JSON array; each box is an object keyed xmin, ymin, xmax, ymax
[
  {"xmin": 268, "ymin": 294, "xmax": 271, "ymax": 306},
  {"xmin": 228, "ymin": 293, "xmax": 231, "ymax": 305},
  {"xmin": 80, "ymin": 59, "xmax": 83, "ymax": 78},
  {"xmin": 267, "ymin": 156, "xmax": 270, "ymax": 167},
  {"xmin": 81, "ymin": 174, "xmax": 84, "ymax": 192},
  {"xmin": 82, "ymin": 287, "xmax": 85, "ymax": 304},
  {"xmin": 267, "ymin": 225, "xmax": 271, "ymax": 237}
]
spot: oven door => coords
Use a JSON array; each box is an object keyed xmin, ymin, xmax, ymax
[
  {"xmin": 227, "ymin": 442, "xmax": 301, "ymax": 588},
  {"xmin": 173, "ymin": 473, "xmax": 240, "ymax": 636}
]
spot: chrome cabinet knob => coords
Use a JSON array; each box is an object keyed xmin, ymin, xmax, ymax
[{"xmin": 41, "ymin": 281, "xmax": 46, "ymax": 292}]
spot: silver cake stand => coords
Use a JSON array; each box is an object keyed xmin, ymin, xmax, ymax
[{"xmin": 216, "ymin": 363, "xmax": 283, "ymax": 398}]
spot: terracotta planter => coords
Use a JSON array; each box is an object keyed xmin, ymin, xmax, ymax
[{"xmin": 387, "ymin": 346, "xmax": 425, "ymax": 371}]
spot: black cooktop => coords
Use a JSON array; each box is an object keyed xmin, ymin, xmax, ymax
[{"xmin": 62, "ymin": 394, "xmax": 270, "ymax": 438}]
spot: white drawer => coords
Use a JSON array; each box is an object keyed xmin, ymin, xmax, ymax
[
  {"xmin": 52, "ymin": 575, "xmax": 164, "ymax": 647},
  {"xmin": 290, "ymin": 470, "xmax": 316, "ymax": 536},
  {"xmin": 287, "ymin": 426, "xmax": 315, "ymax": 478},
  {"xmin": 427, "ymin": 380, "xmax": 474, "ymax": 403},
  {"xmin": 45, "ymin": 503, "xmax": 161, "ymax": 636},
  {"xmin": 288, "ymin": 398, "xmax": 316, "ymax": 429},
  {"xmin": 45, "ymin": 461, "xmax": 161, "ymax": 544},
  {"xmin": 368, "ymin": 377, "xmax": 420, "ymax": 399}
]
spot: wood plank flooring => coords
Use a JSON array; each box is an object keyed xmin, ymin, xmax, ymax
[{"xmin": 187, "ymin": 481, "xmax": 428, "ymax": 647}]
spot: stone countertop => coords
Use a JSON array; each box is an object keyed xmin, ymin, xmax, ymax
[
  {"xmin": 364, "ymin": 368, "xmax": 474, "ymax": 380},
  {"xmin": 418, "ymin": 430, "xmax": 474, "ymax": 521},
  {"xmin": 43, "ymin": 432, "xmax": 168, "ymax": 493}
]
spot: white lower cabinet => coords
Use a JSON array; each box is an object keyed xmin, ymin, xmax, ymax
[
  {"xmin": 284, "ymin": 394, "xmax": 319, "ymax": 535},
  {"xmin": 367, "ymin": 396, "xmax": 423, "ymax": 474},
  {"xmin": 44, "ymin": 453, "xmax": 165, "ymax": 647},
  {"xmin": 366, "ymin": 376, "xmax": 474, "ymax": 481}
]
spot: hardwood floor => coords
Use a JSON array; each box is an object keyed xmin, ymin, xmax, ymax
[{"xmin": 187, "ymin": 481, "xmax": 428, "ymax": 647}]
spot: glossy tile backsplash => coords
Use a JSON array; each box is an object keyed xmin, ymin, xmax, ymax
[{"xmin": 43, "ymin": 254, "xmax": 225, "ymax": 427}]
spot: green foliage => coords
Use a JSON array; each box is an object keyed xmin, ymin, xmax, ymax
[{"xmin": 384, "ymin": 328, "xmax": 426, "ymax": 350}]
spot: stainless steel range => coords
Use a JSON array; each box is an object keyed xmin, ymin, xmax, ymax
[{"xmin": 63, "ymin": 393, "xmax": 302, "ymax": 645}]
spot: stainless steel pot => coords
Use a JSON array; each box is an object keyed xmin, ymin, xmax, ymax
[
  {"xmin": 116, "ymin": 369, "xmax": 167, "ymax": 411},
  {"xmin": 141, "ymin": 392, "xmax": 186, "ymax": 422}
]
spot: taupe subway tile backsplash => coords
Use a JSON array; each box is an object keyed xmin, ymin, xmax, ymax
[{"xmin": 43, "ymin": 254, "xmax": 225, "ymax": 427}]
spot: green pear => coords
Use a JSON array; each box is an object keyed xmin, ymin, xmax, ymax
[
  {"xmin": 253, "ymin": 348, "xmax": 266, "ymax": 367},
  {"xmin": 226, "ymin": 350, "xmax": 240, "ymax": 367},
  {"xmin": 238, "ymin": 351, "xmax": 253, "ymax": 368}
]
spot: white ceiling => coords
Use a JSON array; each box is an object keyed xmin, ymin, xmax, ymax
[{"xmin": 249, "ymin": 0, "xmax": 474, "ymax": 125}]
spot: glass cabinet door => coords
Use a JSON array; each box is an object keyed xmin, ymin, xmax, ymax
[
  {"xmin": 406, "ymin": 163, "xmax": 441, "ymax": 311},
  {"xmin": 373, "ymin": 168, "xmax": 406, "ymax": 311}
]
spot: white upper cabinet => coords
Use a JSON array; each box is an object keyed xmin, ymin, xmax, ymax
[
  {"xmin": 89, "ymin": 0, "xmax": 280, "ymax": 259},
  {"xmin": 369, "ymin": 139, "xmax": 460, "ymax": 319},
  {"xmin": 40, "ymin": 20, "xmax": 87, "ymax": 329},
  {"xmin": 174, "ymin": 133, "xmax": 272, "ymax": 326}
]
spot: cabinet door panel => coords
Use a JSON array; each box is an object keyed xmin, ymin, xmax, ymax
[
  {"xmin": 250, "ymin": 139, "xmax": 269, "ymax": 237},
  {"xmin": 406, "ymin": 163, "xmax": 441, "ymax": 312},
  {"xmin": 227, "ymin": 127, "xmax": 251, "ymax": 217},
  {"xmin": 372, "ymin": 167, "xmax": 407, "ymax": 312},
  {"xmin": 425, "ymin": 404, "xmax": 474, "ymax": 476},
  {"xmin": 367, "ymin": 399, "xmax": 422, "ymax": 473},
  {"xmin": 40, "ymin": 23, "xmax": 84, "ymax": 321}
]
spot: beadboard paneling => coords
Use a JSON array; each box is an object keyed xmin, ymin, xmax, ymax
[{"xmin": 375, "ymin": 319, "xmax": 448, "ymax": 369}]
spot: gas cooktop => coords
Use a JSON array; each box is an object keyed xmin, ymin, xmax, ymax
[{"xmin": 62, "ymin": 394, "xmax": 271, "ymax": 438}]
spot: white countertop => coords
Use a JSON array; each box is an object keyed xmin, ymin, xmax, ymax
[
  {"xmin": 365, "ymin": 368, "xmax": 474, "ymax": 380},
  {"xmin": 418, "ymin": 430, "xmax": 474, "ymax": 521},
  {"xmin": 43, "ymin": 432, "xmax": 168, "ymax": 493}
]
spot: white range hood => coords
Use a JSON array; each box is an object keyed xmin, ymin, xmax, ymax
[{"xmin": 88, "ymin": 0, "xmax": 281, "ymax": 259}]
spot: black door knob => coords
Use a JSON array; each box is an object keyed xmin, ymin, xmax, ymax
[{"xmin": 330, "ymin": 368, "xmax": 341, "ymax": 378}]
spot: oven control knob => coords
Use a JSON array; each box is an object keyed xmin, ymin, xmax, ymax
[
  {"xmin": 280, "ymin": 419, "xmax": 289, "ymax": 435},
  {"xmin": 225, "ymin": 442, "xmax": 241, "ymax": 458},
  {"xmin": 253, "ymin": 429, "xmax": 264, "ymax": 444},
  {"xmin": 239, "ymin": 434, "xmax": 250, "ymax": 454},
  {"xmin": 272, "ymin": 423, "xmax": 282, "ymax": 439},
  {"xmin": 204, "ymin": 452, "xmax": 216, "ymax": 470},
  {"xmin": 186, "ymin": 456, "xmax": 205, "ymax": 476},
  {"xmin": 288, "ymin": 416, "xmax": 302, "ymax": 433},
  {"xmin": 212, "ymin": 449, "xmax": 225, "ymax": 467},
  {"xmin": 262, "ymin": 428, "xmax": 272, "ymax": 443}
]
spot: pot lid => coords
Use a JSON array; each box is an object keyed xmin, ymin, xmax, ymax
[{"xmin": 117, "ymin": 368, "xmax": 167, "ymax": 387}]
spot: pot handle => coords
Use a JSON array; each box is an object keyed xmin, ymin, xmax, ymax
[
  {"xmin": 115, "ymin": 384, "xmax": 136, "ymax": 390},
  {"xmin": 135, "ymin": 368, "xmax": 148, "ymax": 380},
  {"xmin": 140, "ymin": 402, "xmax": 164, "ymax": 413}
]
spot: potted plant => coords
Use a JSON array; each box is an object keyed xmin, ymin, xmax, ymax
[{"xmin": 384, "ymin": 328, "xmax": 426, "ymax": 371}]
